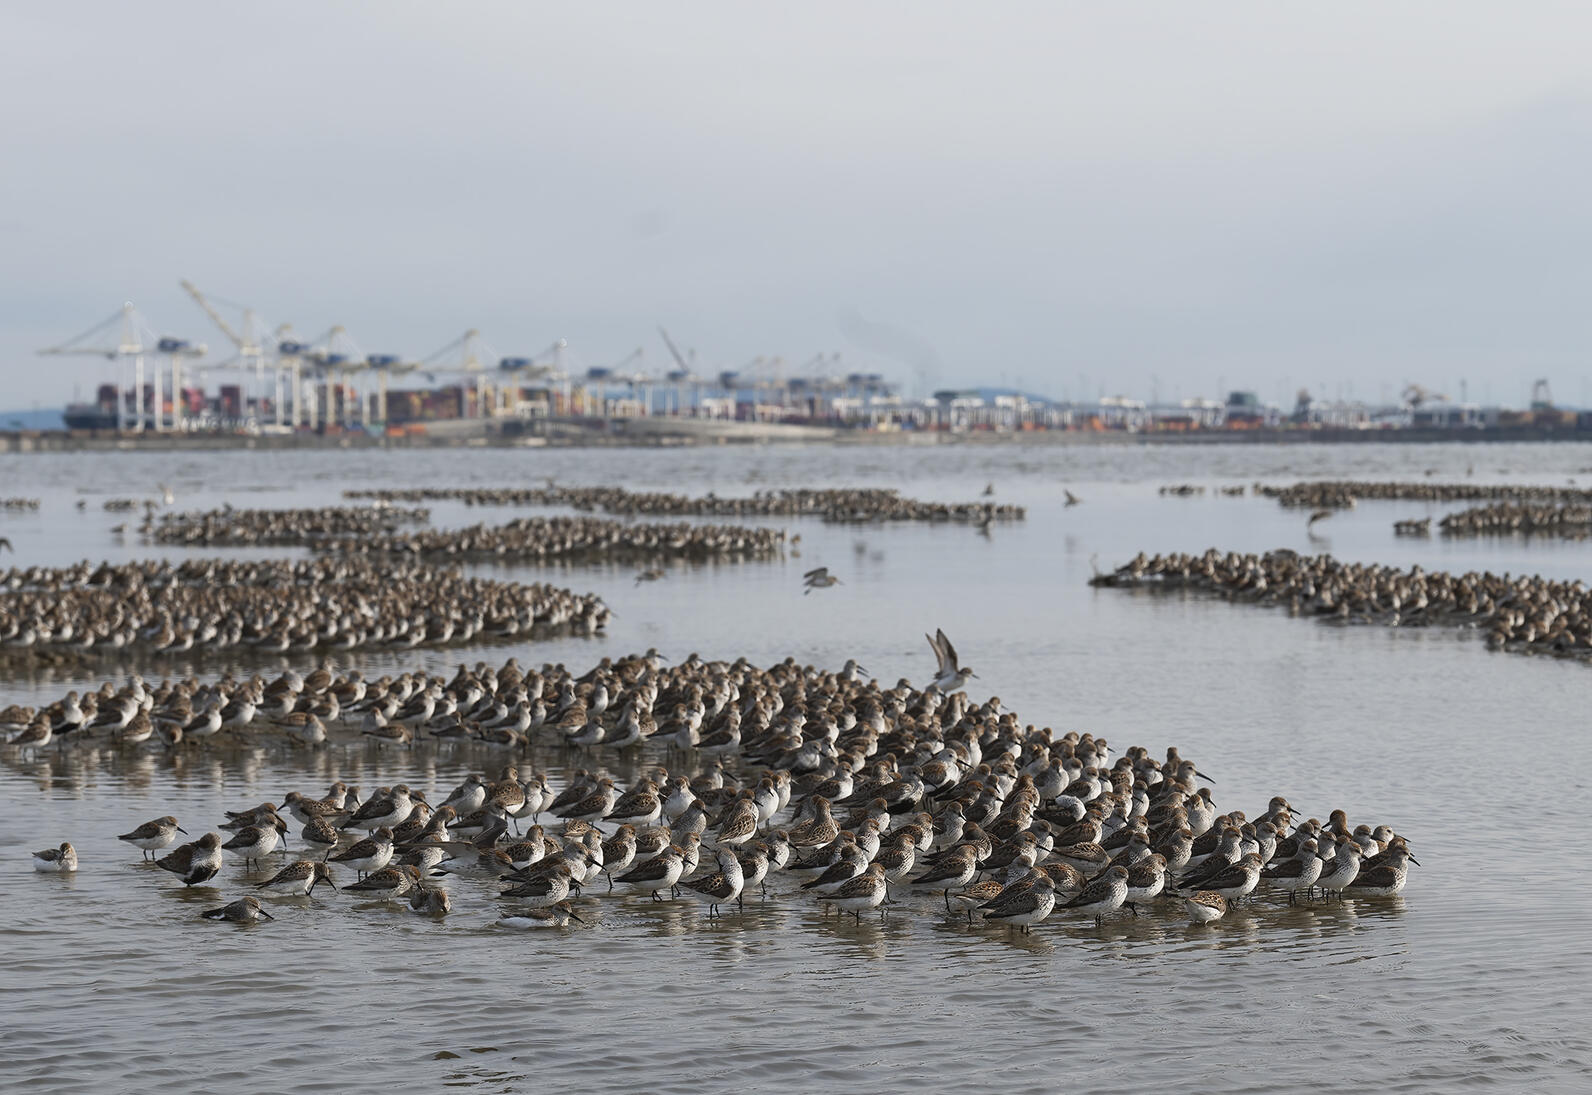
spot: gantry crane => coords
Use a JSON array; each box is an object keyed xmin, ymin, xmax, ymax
[
  {"xmin": 180, "ymin": 280, "xmax": 273, "ymax": 423},
  {"xmin": 40, "ymin": 302, "xmax": 203, "ymax": 432},
  {"xmin": 39, "ymin": 302, "xmax": 148, "ymax": 431}
]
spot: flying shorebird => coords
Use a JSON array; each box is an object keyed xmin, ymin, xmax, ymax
[
  {"xmin": 926, "ymin": 628, "xmax": 976, "ymax": 691},
  {"xmin": 803, "ymin": 566, "xmax": 843, "ymax": 594},
  {"xmin": 635, "ymin": 568, "xmax": 665, "ymax": 585},
  {"xmin": 1064, "ymin": 490, "xmax": 1082, "ymax": 506},
  {"xmin": 1306, "ymin": 508, "xmax": 1334, "ymax": 529}
]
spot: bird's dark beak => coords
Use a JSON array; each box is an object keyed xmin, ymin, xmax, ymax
[
  {"xmin": 1408, "ymin": 855, "xmax": 1421, "ymax": 867},
  {"xmin": 1196, "ymin": 771, "xmax": 1215, "ymax": 784},
  {"xmin": 176, "ymin": 827, "xmax": 188, "ymax": 835},
  {"xmin": 260, "ymin": 907, "xmax": 275, "ymax": 920},
  {"xmin": 568, "ymin": 910, "xmax": 586, "ymax": 923}
]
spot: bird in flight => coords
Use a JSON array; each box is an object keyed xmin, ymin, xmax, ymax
[
  {"xmin": 803, "ymin": 566, "xmax": 842, "ymax": 594},
  {"xmin": 1306, "ymin": 508, "xmax": 1334, "ymax": 529},
  {"xmin": 926, "ymin": 628, "xmax": 976, "ymax": 691},
  {"xmin": 1064, "ymin": 490, "xmax": 1082, "ymax": 506}
]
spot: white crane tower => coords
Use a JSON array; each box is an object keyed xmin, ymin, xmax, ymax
[{"xmin": 39, "ymin": 302, "xmax": 205, "ymax": 432}]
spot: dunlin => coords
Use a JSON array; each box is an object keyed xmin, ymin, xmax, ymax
[
  {"xmin": 981, "ymin": 872, "xmax": 1057, "ymax": 934},
  {"xmin": 498, "ymin": 900, "xmax": 584, "ymax": 929},
  {"xmin": 156, "ymin": 832, "xmax": 224, "ymax": 886},
  {"xmin": 256, "ymin": 859, "xmax": 337, "ymax": 897},
  {"xmin": 1059, "ymin": 865, "xmax": 1130, "ymax": 924},
  {"xmin": 1184, "ymin": 890, "xmax": 1228, "ymax": 924},
  {"xmin": 1344, "ymin": 841, "xmax": 1415, "ymax": 897},
  {"xmin": 221, "ymin": 820, "xmax": 286, "ymax": 871},
  {"xmin": 32, "ymin": 842, "xmax": 78, "ymax": 873},
  {"xmin": 408, "ymin": 887, "xmax": 452, "ymax": 916},
  {"xmin": 345, "ymin": 864, "xmax": 424, "ymax": 900},
  {"xmin": 328, "ymin": 827, "xmax": 396, "ymax": 880},
  {"xmin": 682, "ymin": 848, "xmax": 745, "ymax": 916},
  {"xmin": 201, "ymin": 897, "xmax": 275, "ymax": 923},
  {"xmin": 118, "ymin": 817, "xmax": 186, "ymax": 860}
]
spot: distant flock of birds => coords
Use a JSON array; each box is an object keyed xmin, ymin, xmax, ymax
[
  {"xmin": 1158, "ymin": 484, "xmax": 1247, "ymax": 497},
  {"xmin": 1256, "ymin": 478, "xmax": 1592, "ymax": 510},
  {"xmin": 1093, "ymin": 547, "xmax": 1592, "ymax": 658},
  {"xmin": 327, "ymin": 514, "xmax": 788, "ymax": 565},
  {"xmin": 1426, "ymin": 501, "xmax": 1592, "ymax": 539},
  {"xmin": 144, "ymin": 505, "xmax": 430, "ymax": 547},
  {"xmin": 19, "ymin": 644, "xmax": 1417, "ymax": 932},
  {"xmin": 0, "ymin": 556, "xmax": 605, "ymax": 664},
  {"xmin": 343, "ymin": 485, "xmax": 1027, "ymax": 526}
]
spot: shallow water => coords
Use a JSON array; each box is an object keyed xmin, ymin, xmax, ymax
[{"xmin": 2, "ymin": 440, "xmax": 1591, "ymax": 1094}]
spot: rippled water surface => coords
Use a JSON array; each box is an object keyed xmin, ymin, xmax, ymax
[{"xmin": 2, "ymin": 440, "xmax": 1591, "ymax": 1094}]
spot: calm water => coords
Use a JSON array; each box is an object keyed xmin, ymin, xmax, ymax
[{"xmin": 2, "ymin": 441, "xmax": 1590, "ymax": 1094}]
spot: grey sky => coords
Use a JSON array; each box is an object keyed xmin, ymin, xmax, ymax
[{"xmin": 4, "ymin": 3, "xmax": 1590, "ymax": 409}]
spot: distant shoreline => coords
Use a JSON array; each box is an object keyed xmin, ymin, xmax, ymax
[{"xmin": 1, "ymin": 421, "xmax": 1588, "ymax": 453}]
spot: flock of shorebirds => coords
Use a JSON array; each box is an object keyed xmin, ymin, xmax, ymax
[
  {"xmin": 19, "ymin": 642, "xmax": 1416, "ymax": 933},
  {"xmin": 343, "ymin": 485, "xmax": 1027, "ymax": 525},
  {"xmin": 1428, "ymin": 501, "xmax": 1592, "ymax": 538},
  {"xmin": 329, "ymin": 514, "xmax": 787, "ymax": 564},
  {"xmin": 1255, "ymin": 477, "xmax": 1592, "ymax": 509},
  {"xmin": 1162, "ymin": 477, "xmax": 1592, "ymax": 544},
  {"xmin": 144, "ymin": 505, "xmax": 429, "ymax": 546},
  {"xmin": 0, "ymin": 557, "xmax": 606, "ymax": 664},
  {"xmin": 38, "ymin": 473, "xmax": 1591, "ymax": 942},
  {"xmin": 1093, "ymin": 548, "xmax": 1592, "ymax": 657}
]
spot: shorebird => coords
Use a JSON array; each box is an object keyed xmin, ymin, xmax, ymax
[
  {"xmin": 118, "ymin": 817, "xmax": 187, "ymax": 860},
  {"xmin": 345, "ymin": 864, "xmax": 423, "ymax": 900},
  {"xmin": 32, "ymin": 842, "xmax": 78, "ymax": 873},
  {"xmin": 498, "ymin": 900, "xmax": 584, "ymax": 929},
  {"xmin": 1184, "ymin": 890, "xmax": 1228, "ymax": 924},
  {"xmin": 1313, "ymin": 837, "xmax": 1363, "ymax": 901},
  {"xmin": 926, "ymin": 628, "xmax": 976, "ymax": 692},
  {"xmin": 825, "ymin": 862, "xmax": 889, "ymax": 921},
  {"xmin": 1306, "ymin": 508, "xmax": 1335, "ymax": 530},
  {"xmin": 408, "ymin": 887, "xmax": 452, "ymax": 916},
  {"xmin": 1345, "ymin": 841, "xmax": 1418, "ymax": 897},
  {"xmin": 911, "ymin": 845, "xmax": 979, "ymax": 911},
  {"xmin": 156, "ymin": 832, "xmax": 224, "ymax": 886},
  {"xmin": 328, "ymin": 827, "xmax": 395, "ymax": 880},
  {"xmin": 980, "ymin": 872, "xmax": 1057, "ymax": 934},
  {"xmin": 222, "ymin": 820, "xmax": 285, "ymax": 871},
  {"xmin": 201, "ymin": 897, "xmax": 274, "ymax": 923},
  {"xmin": 499, "ymin": 860, "xmax": 581, "ymax": 907},
  {"xmin": 682, "ymin": 847, "xmax": 745, "ymax": 916},
  {"xmin": 255, "ymin": 860, "xmax": 337, "ymax": 897},
  {"xmin": 1186, "ymin": 853, "xmax": 1263, "ymax": 905},
  {"xmin": 1261, "ymin": 838, "xmax": 1323, "ymax": 903},
  {"xmin": 803, "ymin": 566, "xmax": 843, "ymax": 594},
  {"xmin": 1058, "ymin": 865, "xmax": 1130, "ymax": 924},
  {"xmin": 616, "ymin": 840, "xmax": 691, "ymax": 900},
  {"xmin": 341, "ymin": 785, "xmax": 415, "ymax": 831}
]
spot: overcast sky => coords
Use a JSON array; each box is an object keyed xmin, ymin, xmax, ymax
[{"xmin": 4, "ymin": 3, "xmax": 1591, "ymax": 409}]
